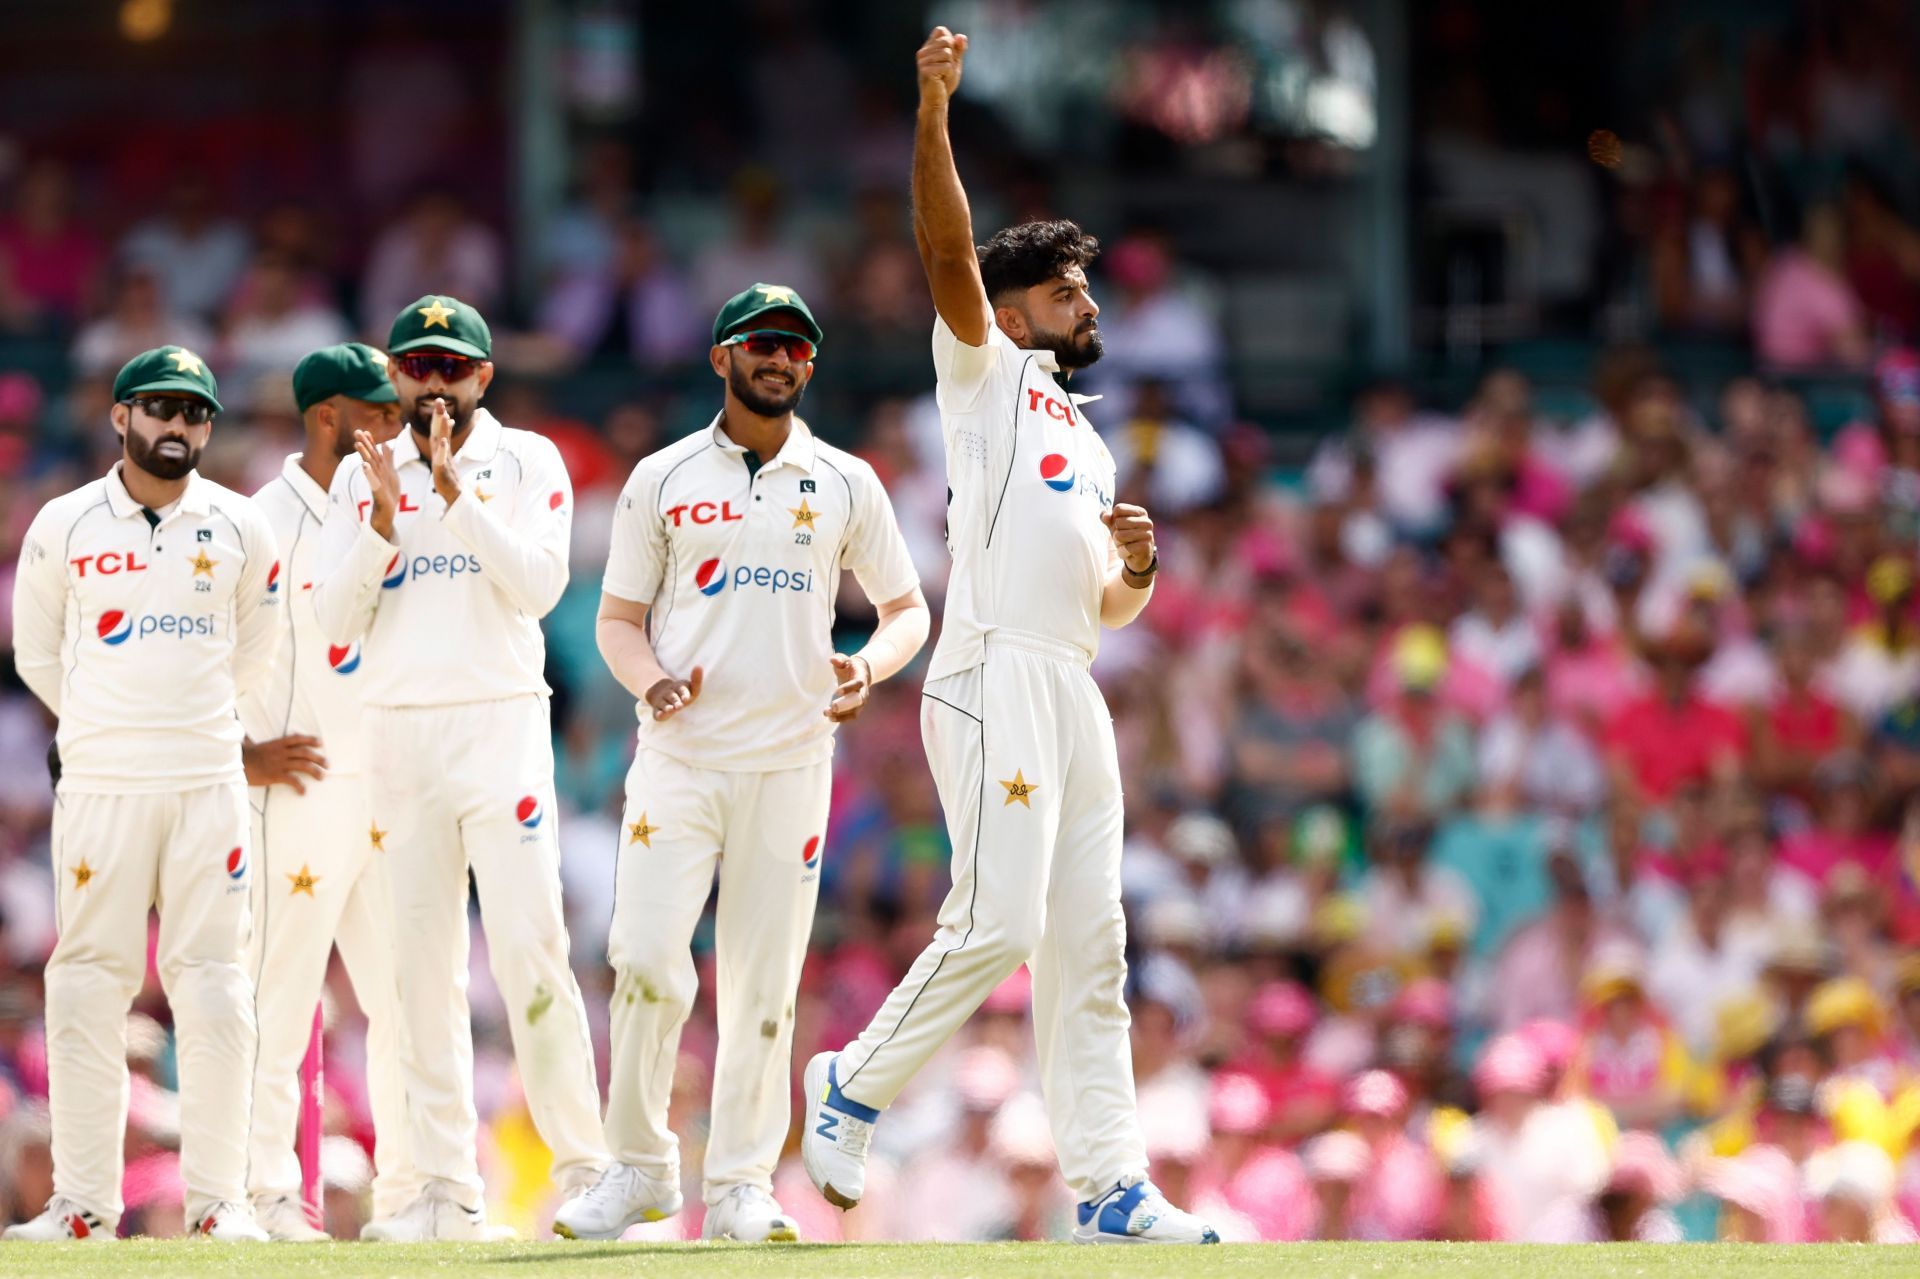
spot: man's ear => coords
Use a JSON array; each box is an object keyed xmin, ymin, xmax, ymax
[
  {"xmin": 475, "ymin": 361, "xmax": 496, "ymax": 397},
  {"xmin": 110, "ymin": 402, "xmax": 129, "ymax": 440},
  {"xmin": 709, "ymin": 345, "xmax": 730, "ymax": 380},
  {"xmin": 993, "ymin": 303, "xmax": 1027, "ymax": 344}
]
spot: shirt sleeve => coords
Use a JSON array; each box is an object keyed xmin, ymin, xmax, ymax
[
  {"xmin": 230, "ymin": 502, "xmax": 281, "ymax": 701},
  {"xmin": 602, "ymin": 460, "xmax": 666, "ymax": 605},
  {"xmin": 11, "ymin": 503, "xmax": 68, "ymax": 715},
  {"xmin": 439, "ymin": 434, "xmax": 572, "ymax": 618},
  {"xmin": 930, "ymin": 315, "xmax": 1005, "ymax": 413},
  {"xmin": 840, "ymin": 464, "xmax": 920, "ymax": 605},
  {"xmin": 311, "ymin": 460, "xmax": 397, "ymax": 646}
]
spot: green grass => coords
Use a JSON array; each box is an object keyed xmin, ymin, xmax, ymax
[{"xmin": 0, "ymin": 1241, "xmax": 1917, "ymax": 1279}]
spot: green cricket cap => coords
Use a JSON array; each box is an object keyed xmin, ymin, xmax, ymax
[
  {"xmin": 292, "ymin": 343, "xmax": 401, "ymax": 412},
  {"xmin": 113, "ymin": 345, "xmax": 223, "ymax": 413},
  {"xmin": 712, "ymin": 282, "xmax": 823, "ymax": 347},
  {"xmin": 388, "ymin": 294, "xmax": 492, "ymax": 359}
]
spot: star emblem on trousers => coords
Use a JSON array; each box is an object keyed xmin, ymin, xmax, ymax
[
  {"xmin": 369, "ymin": 823, "xmax": 388, "ymax": 852},
  {"xmin": 999, "ymin": 769, "xmax": 1038, "ymax": 807},
  {"xmin": 789, "ymin": 498, "xmax": 818, "ymax": 530},
  {"xmin": 71, "ymin": 858, "xmax": 95, "ymax": 889},
  {"xmin": 287, "ymin": 864, "xmax": 321, "ymax": 897},
  {"xmin": 628, "ymin": 814, "xmax": 659, "ymax": 848}
]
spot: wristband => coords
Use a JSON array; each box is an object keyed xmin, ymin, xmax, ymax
[{"xmin": 1123, "ymin": 554, "xmax": 1158, "ymax": 587}]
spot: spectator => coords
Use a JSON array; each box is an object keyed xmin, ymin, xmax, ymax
[
  {"xmin": 119, "ymin": 172, "xmax": 249, "ymax": 324},
  {"xmin": 1752, "ymin": 202, "xmax": 1872, "ymax": 370},
  {"xmin": 1088, "ymin": 228, "xmax": 1229, "ymax": 426},
  {"xmin": 358, "ymin": 189, "xmax": 503, "ymax": 334},
  {"xmin": 0, "ymin": 159, "xmax": 104, "ymax": 328},
  {"xmin": 218, "ymin": 250, "xmax": 351, "ymax": 399},
  {"xmin": 535, "ymin": 216, "xmax": 703, "ymax": 366},
  {"xmin": 1352, "ymin": 627, "xmax": 1477, "ymax": 820},
  {"xmin": 70, "ymin": 263, "xmax": 214, "ymax": 381},
  {"xmin": 689, "ymin": 171, "xmax": 823, "ymax": 317}
]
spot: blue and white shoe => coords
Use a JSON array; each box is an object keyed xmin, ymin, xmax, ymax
[
  {"xmin": 800, "ymin": 1051, "xmax": 877, "ymax": 1210},
  {"xmin": 1073, "ymin": 1176, "xmax": 1221, "ymax": 1244}
]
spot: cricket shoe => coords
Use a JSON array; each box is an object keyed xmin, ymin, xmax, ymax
[
  {"xmin": 1073, "ymin": 1176, "xmax": 1220, "ymax": 1244},
  {"xmin": 2, "ymin": 1197, "xmax": 113, "ymax": 1241},
  {"xmin": 552, "ymin": 1163, "xmax": 683, "ymax": 1241},
  {"xmin": 800, "ymin": 1051, "xmax": 877, "ymax": 1210},
  {"xmin": 361, "ymin": 1181, "xmax": 495, "ymax": 1242},
  {"xmin": 253, "ymin": 1193, "xmax": 328, "ymax": 1241},
  {"xmin": 701, "ymin": 1185, "xmax": 799, "ymax": 1242},
  {"xmin": 192, "ymin": 1201, "xmax": 270, "ymax": 1241}
]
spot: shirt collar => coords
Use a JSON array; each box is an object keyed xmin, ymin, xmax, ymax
[
  {"xmin": 391, "ymin": 406, "xmax": 504, "ymax": 468},
  {"xmin": 105, "ymin": 463, "xmax": 212, "ymax": 522},
  {"xmin": 280, "ymin": 452, "xmax": 329, "ymax": 520},
  {"xmin": 705, "ymin": 413, "xmax": 817, "ymax": 474}
]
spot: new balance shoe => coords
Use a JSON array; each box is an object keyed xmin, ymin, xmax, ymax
[
  {"xmin": 800, "ymin": 1051, "xmax": 877, "ymax": 1210},
  {"xmin": 1073, "ymin": 1177, "xmax": 1220, "ymax": 1244},
  {"xmin": 701, "ymin": 1185, "xmax": 799, "ymax": 1242},
  {"xmin": 552, "ymin": 1163, "xmax": 683, "ymax": 1241},
  {"xmin": 2, "ymin": 1197, "xmax": 113, "ymax": 1241},
  {"xmin": 192, "ymin": 1201, "xmax": 270, "ymax": 1241},
  {"xmin": 253, "ymin": 1193, "xmax": 328, "ymax": 1241},
  {"xmin": 361, "ymin": 1182, "xmax": 489, "ymax": 1242}
]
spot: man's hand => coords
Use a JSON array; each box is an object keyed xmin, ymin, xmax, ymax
[
  {"xmin": 243, "ymin": 734, "xmax": 328, "ymax": 795},
  {"xmin": 1102, "ymin": 502, "xmax": 1157, "ymax": 574},
  {"xmin": 355, "ymin": 430, "xmax": 402, "ymax": 541},
  {"xmin": 917, "ymin": 26, "xmax": 968, "ymax": 106},
  {"xmin": 824, "ymin": 653, "xmax": 874, "ymax": 723},
  {"xmin": 429, "ymin": 399, "xmax": 462, "ymax": 506},
  {"xmin": 645, "ymin": 666, "xmax": 704, "ymax": 722}
]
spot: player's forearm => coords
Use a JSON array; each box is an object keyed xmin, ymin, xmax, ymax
[
  {"xmin": 1100, "ymin": 567, "xmax": 1154, "ymax": 628},
  {"xmin": 311, "ymin": 524, "xmax": 390, "ymax": 645},
  {"xmin": 857, "ymin": 593, "xmax": 931, "ymax": 683},
  {"xmin": 15, "ymin": 653, "xmax": 61, "ymax": 716},
  {"xmin": 596, "ymin": 616, "xmax": 672, "ymax": 701},
  {"xmin": 913, "ymin": 99, "xmax": 975, "ymax": 269}
]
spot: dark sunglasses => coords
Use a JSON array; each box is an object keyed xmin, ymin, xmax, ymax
[
  {"xmin": 395, "ymin": 353, "xmax": 480, "ymax": 382},
  {"xmin": 721, "ymin": 330, "xmax": 817, "ymax": 362},
  {"xmin": 124, "ymin": 396, "xmax": 215, "ymax": 425}
]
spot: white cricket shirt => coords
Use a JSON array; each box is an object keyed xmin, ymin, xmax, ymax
[
  {"xmin": 604, "ymin": 414, "xmax": 919, "ymax": 772},
  {"xmin": 12, "ymin": 464, "xmax": 280, "ymax": 794},
  {"xmin": 925, "ymin": 317, "xmax": 1121, "ymax": 680},
  {"xmin": 239, "ymin": 453, "xmax": 371, "ymax": 774},
  {"xmin": 311, "ymin": 408, "xmax": 571, "ymax": 708}
]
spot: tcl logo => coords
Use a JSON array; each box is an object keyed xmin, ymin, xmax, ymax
[
  {"xmin": 666, "ymin": 500, "xmax": 744, "ymax": 527},
  {"xmin": 1025, "ymin": 389, "xmax": 1078, "ymax": 425},
  {"xmin": 357, "ymin": 495, "xmax": 423, "ymax": 520},
  {"xmin": 70, "ymin": 552, "xmax": 149, "ymax": 577}
]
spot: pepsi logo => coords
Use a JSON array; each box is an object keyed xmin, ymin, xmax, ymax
[
  {"xmin": 515, "ymin": 795, "xmax": 543, "ymax": 829},
  {"xmin": 802, "ymin": 835, "xmax": 821, "ymax": 868},
  {"xmin": 695, "ymin": 558, "xmax": 727, "ymax": 596},
  {"xmin": 97, "ymin": 610, "xmax": 133, "ymax": 645},
  {"xmin": 380, "ymin": 554, "xmax": 407, "ymax": 589},
  {"xmin": 328, "ymin": 642, "xmax": 361, "ymax": 675},
  {"xmin": 266, "ymin": 560, "xmax": 281, "ymax": 593},
  {"xmin": 226, "ymin": 846, "xmax": 247, "ymax": 881},
  {"xmin": 1040, "ymin": 454, "xmax": 1075, "ymax": 492}
]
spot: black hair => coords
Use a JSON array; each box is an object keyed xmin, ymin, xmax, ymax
[{"xmin": 977, "ymin": 219, "xmax": 1100, "ymax": 305}]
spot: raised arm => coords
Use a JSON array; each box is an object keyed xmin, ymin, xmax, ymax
[{"xmin": 912, "ymin": 26, "xmax": 992, "ymax": 346}]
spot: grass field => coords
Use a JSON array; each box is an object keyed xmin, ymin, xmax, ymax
[{"xmin": 1, "ymin": 1241, "xmax": 1918, "ymax": 1279}]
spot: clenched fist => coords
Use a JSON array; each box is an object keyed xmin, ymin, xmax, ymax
[{"xmin": 917, "ymin": 26, "xmax": 968, "ymax": 105}]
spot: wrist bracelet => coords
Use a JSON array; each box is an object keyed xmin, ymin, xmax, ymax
[{"xmin": 1123, "ymin": 554, "xmax": 1158, "ymax": 586}]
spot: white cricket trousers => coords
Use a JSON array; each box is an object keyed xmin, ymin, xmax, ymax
[
  {"xmin": 244, "ymin": 772, "xmax": 417, "ymax": 1218},
  {"xmin": 46, "ymin": 783, "xmax": 255, "ymax": 1226},
  {"xmin": 834, "ymin": 630, "xmax": 1147, "ymax": 1202},
  {"xmin": 603, "ymin": 748, "xmax": 828, "ymax": 1202},
  {"xmin": 363, "ymin": 696, "xmax": 607, "ymax": 1204}
]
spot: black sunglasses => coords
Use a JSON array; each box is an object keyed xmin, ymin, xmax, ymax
[{"xmin": 124, "ymin": 396, "xmax": 215, "ymax": 425}]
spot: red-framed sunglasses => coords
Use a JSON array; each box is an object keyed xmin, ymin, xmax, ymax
[
  {"xmin": 395, "ymin": 352, "xmax": 481, "ymax": 382},
  {"xmin": 721, "ymin": 330, "xmax": 817, "ymax": 362}
]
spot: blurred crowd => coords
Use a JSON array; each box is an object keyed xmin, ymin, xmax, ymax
[{"xmin": 9, "ymin": 0, "xmax": 1920, "ymax": 1249}]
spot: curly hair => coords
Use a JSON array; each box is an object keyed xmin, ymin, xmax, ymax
[{"xmin": 977, "ymin": 219, "xmax": 1101, "ymax": 304}]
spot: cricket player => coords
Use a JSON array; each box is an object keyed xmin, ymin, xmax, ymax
[
  {"xmin": 238, "ymin": 343, "xmax": 420, "ymax": 1240},
  {"xmin": 800, "ymin": 30, "xmax": 1219, "ymax": 1244},
  {"xmin": 554, "ymin": 286, "xmax": 929, "ymax": 1243},
  {"xmin": 311, "ymin": 297, "xmax": 607, "ymax": 1240},
  {"xmin": 7, "ymin": 347, "xmax": 278, "ymax": 1241}
]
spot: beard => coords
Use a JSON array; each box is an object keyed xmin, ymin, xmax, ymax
[
  {"xmin": 728, "ymin": 361, "xmax": 806, "ymax": 417},
  {"xmin": 406, "ymin": 393, "xmax": 476, "ymax": 437},
  {"xmin": 1031, "ymin": 319, "xmax": 1104, "ymax": 370},
  {"xmin": 126, "ymin": 429, "xmax": 201, "ymax": 480}
]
